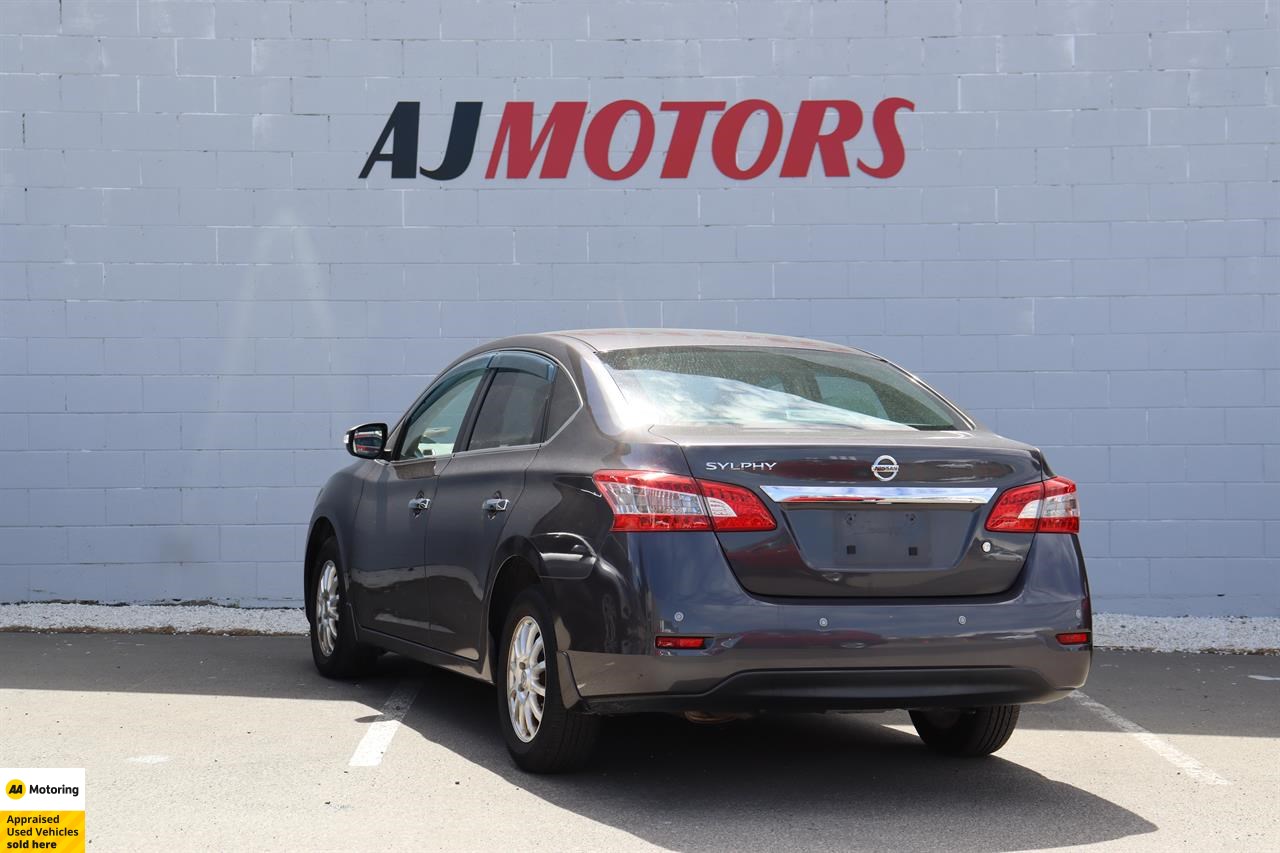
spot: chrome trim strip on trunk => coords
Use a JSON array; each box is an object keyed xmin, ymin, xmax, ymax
[{"xmin": 760, "ymin": 486, "xmax": 998, "ymax": 506}]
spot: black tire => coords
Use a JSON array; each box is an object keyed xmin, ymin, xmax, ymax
[
  {"xmin": 910, "ymin": 705, "xmax": 1021, "ymax": 756},
  {"xmin": 308, "ymin": 536, "xmax": 378, "ymax": 679},
  {"xmin": 497, "ymin": 587, "xmax": 600, "ymax": 773}
]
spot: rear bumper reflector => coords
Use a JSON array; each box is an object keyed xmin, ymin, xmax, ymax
[
  {"xmin": 655, "ymin": 636, "xmax": 708, "ymax": 650},
  {"xmin": 760, "ymin": 486, "xmax": 997, "ymax": 506},
  {"xmin": 1055, "ymin": 632, "xmax": 1090, "ymax": 646}
]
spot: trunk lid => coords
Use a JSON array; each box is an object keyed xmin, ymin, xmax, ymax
[{"xmin": 661, "ymin": 426, "xmax": 1045, "ymax": 598}]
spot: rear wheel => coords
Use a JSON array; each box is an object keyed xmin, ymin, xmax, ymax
[
  {"xmin": 309, "ymin": 537, "xmax": 378, "ymax": 679},
  {"xmin": 910, "ymin": 705, "xmax": 1020, "ymax": 756},
  {"xmin": 497, "ymin": 587, "xmax": 600, "ymax": 773}
]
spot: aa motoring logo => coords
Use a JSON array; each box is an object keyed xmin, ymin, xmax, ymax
[
  {"xmin": 3, "ymin": 768, "xmax": 85, "ymax": 852},
  {"xmin": 6, "ymin": 780, "xmax": 78, "ymax": 799},
  {"xmin": 360, "ymin": 98, "xmax": 915, "ymax": 182}
]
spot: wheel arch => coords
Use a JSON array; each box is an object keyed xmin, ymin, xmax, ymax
[
  {"xmin": 487, "ymin": 554, "xmax": 543, "ymax": 650},
  {"xmin": 483, "ymin": 535, "xmax": 556, "ymax": 676},
  {"xmin": 304, "ymin": 516, "xmax": 338, "ymax": 619},
  {"xmin": 485, "ymin": 543, "xmax": 589, "ymax": 714}
]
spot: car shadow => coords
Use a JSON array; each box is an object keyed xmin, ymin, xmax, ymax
[
  {"xmin": 383, "ymin": 657, "xmax": 1155, "ymax": 852},
  {"xmin": 6, "ymin": 633, "xmax": 1276, "ymax": 736}
]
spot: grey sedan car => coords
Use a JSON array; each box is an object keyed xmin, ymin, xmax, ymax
[{"xmin": 305, "ymin": 329, "xmax": 1090, "ymax": 772}]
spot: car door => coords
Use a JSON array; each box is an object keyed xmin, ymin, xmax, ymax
[
  {"xmin": 422, "ymin": 351, "xmax": 558, "ymax": 660},
  {"xmin": 348, "ymin": 356, "xmax": 489, "ymax": 647}
]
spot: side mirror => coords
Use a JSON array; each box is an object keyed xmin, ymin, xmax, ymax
[{"xmin": 345, "ymin": 423, "xmax": 388, "ymax": 459}]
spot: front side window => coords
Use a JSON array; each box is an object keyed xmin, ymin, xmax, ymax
[
  {"xmin": 598, "ymin": 346, "xmax": 963, "ymax": 431},
  {"xmin": 467, "ymin": 368, "xmax": 554, "ymax": 451},
  {"xmin": 397, "ymin": 363, "xmax": 487, "ymax": 460}
]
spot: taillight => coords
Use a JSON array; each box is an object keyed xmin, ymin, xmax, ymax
[
  {"xmin": 698, "ymin": 479, "xmax": 777, "ymax": 532},
  {"xmin": 1038, "ymin": 477, "xmax": 1081, "ymax": 533},
  {"xmin": 985, "ymin": 476, "xmax": 1079, "ymax": 534},
  {"xmin": 592, "ymin": 470, "xmax": 775, "ymax": 533},
  {"xmin": 985, "ymin": 482, "xmax": 1043, "ymax": 533},
  {"xmin": 593, "ymin": 471, "xmax": 711, "ymax": 531}
]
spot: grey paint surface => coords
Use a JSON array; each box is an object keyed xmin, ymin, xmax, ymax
[
  {"xmin": 0, "ymin": 633, "xmax": 1276, "ymax": 851},
  {"xmin": 308, "ymin": 331, "xmax": 1089, "ymax": 718},
  {"xmin": 0, "ymin": 0, "xmax": 1277, "ymax": 614}
]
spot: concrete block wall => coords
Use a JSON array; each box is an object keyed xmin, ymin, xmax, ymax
[{"xmin": 0, "ymin": 0, "xmax": 1277, "ymax": 614}]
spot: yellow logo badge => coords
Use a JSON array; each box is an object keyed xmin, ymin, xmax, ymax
[{"xmin": 6, "ymin": 778, "xmax": 24, "ymax": 799}]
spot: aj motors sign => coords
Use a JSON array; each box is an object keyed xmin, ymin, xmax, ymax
[{"xmin": 359, "ymin": 98, "xmax": 915, "ymax": 181}]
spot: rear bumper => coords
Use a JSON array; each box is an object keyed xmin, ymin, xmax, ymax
[
  {"xmin": 581, "ymin": 666, "xmax": 1073, "ymax": 715},
  {"xmin": 555, "ymin": 529, "xmax": 1091, "ymax": 713}
]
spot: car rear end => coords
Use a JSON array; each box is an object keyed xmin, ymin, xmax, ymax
[{"xmin": 558, "ymin": 341, "xmax": 1091, "ymax": 715}]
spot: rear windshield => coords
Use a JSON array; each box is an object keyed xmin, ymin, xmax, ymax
[{"xmin": 597, "ymin": 346, "xmax": 964, "ymax": 431}]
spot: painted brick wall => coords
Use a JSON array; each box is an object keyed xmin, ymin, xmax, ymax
[{"xmin": 0, "ymin": 0, "xmax": 1276, "ymax": 614}]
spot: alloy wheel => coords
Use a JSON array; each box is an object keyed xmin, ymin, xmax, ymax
[
  {"xmin": 315, "ymin": 559, "xmax": 340, "ymax": 657},
  {"xmin": 506, "ymin": 615, "xmax": 547, "ymax": 742}
]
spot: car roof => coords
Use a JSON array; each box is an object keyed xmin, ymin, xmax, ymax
[
  {"xmin": 446, "ymin": 329, "xmax": 880, "ymax": 377},
  {"xmin": 545, "ymin": 328, "xmax": 871, "ymax": 355}
]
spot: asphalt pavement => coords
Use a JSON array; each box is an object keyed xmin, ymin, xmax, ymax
[{"xmin": 1, "ymin": 633, "xmax": 1277, "ymax": 852}]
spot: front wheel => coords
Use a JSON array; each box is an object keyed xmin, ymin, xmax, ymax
[
  {"xmin": 910, "ymin": 705, "xmax": 1021, "ymax": 756},
  {"xmin": 308, "ymin": 537, "xmax": 378, "ymax": 679},
  {"xmin": 497, "ymin": 587, "xmax": 600, "ymax": 773}
]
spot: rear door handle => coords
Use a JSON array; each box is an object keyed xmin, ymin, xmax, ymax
[
  {"xmin": 408, "ymin": 497, "xmax": 431, "ymax": 513},
  {"xmin": 482, "ymin": 498, "xmax": 510, "ymax": 513}
]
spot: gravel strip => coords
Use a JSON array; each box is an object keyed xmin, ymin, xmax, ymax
[
  {"xmin": 1092, "ymin": 613, "xmax": 1279, "ymax": 655},
  {"xmin": 0, "ymin": 604, "xmax": 1276, "ymax": 653},
  {"xmin": 0, "ymin": 603, "xmax": 307, "ymax": 636}
]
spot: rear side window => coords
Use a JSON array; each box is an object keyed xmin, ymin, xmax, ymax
[
  {"xmin": 467, "ymin": 368, "xmax": 554, "ymax": 451},
  {"xmin": 598, "ymin": 346, "xmax": 962, "ymax": 431},
  {"xmin": 543, "ymin": 371, "xmax": 581, "ymax": 438}
]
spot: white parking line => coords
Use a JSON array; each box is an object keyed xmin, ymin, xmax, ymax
[
  {"xmin": 349, "ymin": 679, "xmax": 421, "ymax": 767},
  {"xmin": 1070, "ymin": 690, "xmax": 1231, "ymax": 786}
]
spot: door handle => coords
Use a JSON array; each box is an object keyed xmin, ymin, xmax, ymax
[
  {"xmin": 482, "ymin": 498, "xmax": 510, "ymax": 513},
  {"xmin": 408, "ymin": 497, "xmax": 431, "ymax": 513}
]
